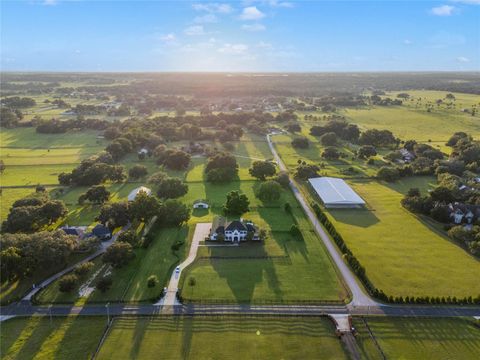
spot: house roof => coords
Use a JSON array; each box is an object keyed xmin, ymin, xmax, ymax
[
  {"xmin": 128, "ymin": 186, "xmax": 152, "ymax": 202},
  {"xmin": 62, "ymin": 227, "xmax": 80, "ymax": 236},
  {"xmin": 193, "ymin": 199, "xmax": 208, "ymax": 204},
  {"xmin": 308, "ymin": 177, "xmax": 365, "ymax": 206},
  {"xmin": 92, "ymin": 224, "xmax": 110, "ymax": 236},
  {"xmin": 225, "ymin": 220, "xmax": 247, "ymax": 232}
]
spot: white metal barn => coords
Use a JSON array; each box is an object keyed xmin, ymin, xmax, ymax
[{"xmin": 308, "ymin": 177, "xmax": 366, "ymax": 208}]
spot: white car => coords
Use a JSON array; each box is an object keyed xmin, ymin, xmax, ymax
[{"xmin": 175, "ymin": 266, "xmax": 180, "ymax": 274}]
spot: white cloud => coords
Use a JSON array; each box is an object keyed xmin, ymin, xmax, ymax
[
  {"xmin": 403, "ymin": 39, "xmax": 413, "ymax": 45},
  {"xmin": 456, "ymin": 56, "xmax": 470, "ymax": 62},
  {"xmin": 160, "ymin": 33, "xmax": 176, "ymax": 42},
  {"xmin": 42, "ymin": 0, "xmax": 57, "ymax": 5},
  {"xmin": 194, "ymin": 14, "xmax": 218, "ymax": 23},
  {"xmin": 431, "ymin": 5, "xmax": 456, "ymax": 16},
  {"xmin": 184, "ymin": 25, "xmax": 206, "ymax": 36},
  {"xmin": 240, "ymin": 6, "xmax": 265, "ymax": 20},
  {"xmin": 267, "ymin": 0, "xmax": 293, "ymax": 8},
  {"xmin": 256, "ymin": 41, "xmax": 273, "ymax": 49},
  {"xmin": 218, "ymin": 43, "xmax": 249, "ymax": 54},
  {"xmin": 192, "ymin": 3, "xmax": 233, "ymax": 13},
  {"xmin": 242, "ymin": 23, "xmax": 266, "ymax": 31},
  {"xmin": 450, "ymin": 0, "xmax": 480, "ymax": 4}
]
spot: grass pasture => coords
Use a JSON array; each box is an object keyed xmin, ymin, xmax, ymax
[
  {"xmin": 353, "ymin": 317, "xmax": 480, "ymax": 360},
  {"xmin": 326, "ymin": 179, "xmax": 480, "ymax": 298},
  {"xmin": 97, "ymin": 316, "xmax": 347, "ymax": 360},
  {"xmin": 0, "ymin": 316, "xmax": 106, "ymax": 360}
]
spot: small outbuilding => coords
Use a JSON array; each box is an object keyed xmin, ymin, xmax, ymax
[
  {"xmin": 308, "ymin": 177, "xmax": 365, "ymax": 208},
  {"xmin": 91, "ymin": 224, "xmax": 112, "ymax": 241},
  {"xmin": 193, "ymin": 200, "xmax": 209, "ymax": 209},
  {"xmin": 128, "ymin": 186, "xmax": 152, "ymax": 202}
]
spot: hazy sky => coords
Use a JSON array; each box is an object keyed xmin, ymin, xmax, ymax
[{"xmin": 1, "ymin": 0, "xmax": 479, "ymax": 72}]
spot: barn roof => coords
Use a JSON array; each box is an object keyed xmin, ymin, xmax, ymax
[{"xmin": 308, "ymin": 177, "xmax": 365, "ymax": 207}]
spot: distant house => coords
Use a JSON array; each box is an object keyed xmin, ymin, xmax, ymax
[
  {"xmin": 128, "ymin": 186, "xmax": 152, "ymax": 202},
  {"xmin": 193, "ymin": 200, "xmax": 209, "ymax": 209},
  {"xmin": 61, "ymin": 226, "xmax": 85, "ymax": 238},
  {"xmin": 399, "ymin": 148, "xmax": 415, "ymax": 163},
  {"xmin": 448, "ymin": 203, "xmax": 480, "ymax": 224},
  {"xmin": 210, "ymin": 217, "xmax": 259, "ymax": 242},
  {"xmin": 91, "ymin": 224, "xmax": 112, "ymax": 241}
]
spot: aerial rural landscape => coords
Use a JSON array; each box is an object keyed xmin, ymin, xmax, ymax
[{"xmin": 1, "ymin": 1, "xmax": 479, "ymax": 359}]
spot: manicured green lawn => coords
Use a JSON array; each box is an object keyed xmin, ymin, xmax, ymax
[
  {"xmin": 97, "ymin": 316, "xmax": 348, "ymax": 360},
  {"xmin": 353, "ymin": 317, "xmax": 480, "ymax": 360},
  {"xmin": 0, "ymin": 316, "xmax": 106, "ymax": 360},
  {"xmin": 180, "ymin": 203, "xmax": 348, "ymax": 303},
  {"xmin": 326, "ymin": 179, "xmax": 480, "ymax": 298},
  {"xmin": 36, "ymin": 226, "xmax": 189, "ymax": 304}
]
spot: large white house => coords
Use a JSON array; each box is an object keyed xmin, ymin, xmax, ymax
[
  {"xmin": 210, "ymin": 217, "xmax": 259, "ymax": 242},
  {"xmin": 128, "ymin": 186, "xmax": 152, "ymax": 202},
  {"xmin": 308, "ymin": 177, "xmax": 365, "ymax": 208}
]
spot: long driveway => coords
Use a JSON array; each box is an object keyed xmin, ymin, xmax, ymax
[
  {"xmin": 21, "ymin": 224, "xmax": 129, "ymax": 302},
  {"xmin": 266, "ymin": 133, "xmax": 378, "ymax": 307},
  {"xmin": 156, "ymin": 223, "xmax": 212, "ymax": 307}
]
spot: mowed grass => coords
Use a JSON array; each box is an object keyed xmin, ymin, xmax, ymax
[
  {"xmin": 97, "ymin": 316, "xmax": 347, "ymax": 360},
  {"xmin": 180, "ymin": 203, "xmax": 348, "ymax": 303},
  {"xmin": 0, "ymin": 316, "xmax": 106, "ymax": 360},
  {"xmin": 353, "ymin": 317, "xmax": 480, "ymax": 360},
  {"xmin": 326, "ymin": 178, "xmax": 480, "ymax": 298},
  {"xmin": 36, "ymin": 226, "xmax": 189, "ymax": 304},
  {"xmin": 0, "ymin": 188, "xmax": 34, "ymax": 220},
  {"xmin": 341, "ymin": 104, "xmax": 480, "ymax": 141}
]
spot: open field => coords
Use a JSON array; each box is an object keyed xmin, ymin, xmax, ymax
[
  {"xmin": 96, "ymin": 316, "xmax": 347, "ymax": 360},
  {"xmin": 0, "ymin": 316, "xmax": 106, "ymax": 360},
  {"xmin": 353, "ymin": 317, "xmax": 480, "ymax": 360},
  {"xmin": 325, "ymin": 179, "xmax": 480, "ymax": 298},
  {"xmin": 342, "ymin": 105, "xmax": 480, "ymax": 142}
]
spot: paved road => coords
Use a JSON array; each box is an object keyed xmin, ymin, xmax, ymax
[
  {"xmin": 156, "ymin": 223, "xmax": 212, "ymax": 307},
  {"xmin": 266, "ymin": 134, "xmax": 378, "ymax": 307},
  {"xmin": 22, "ymin": 224, "xmax": 130, "ymax": 302},
  {"xmin": 1, "ymin": 303, "xmax": 479, "ymax": 318}
]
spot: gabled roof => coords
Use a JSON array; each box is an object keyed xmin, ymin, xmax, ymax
[{"xmin": 225, "ymin": 220, "xmax": 247, "ymax": 232}]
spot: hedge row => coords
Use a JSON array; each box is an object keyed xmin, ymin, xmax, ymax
[{"xmin": 311, "ymin": 202, "xmax": 480, "ymax": 305}]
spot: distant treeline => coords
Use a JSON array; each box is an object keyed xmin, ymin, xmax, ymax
[{"xmin": 2, "ymin": 72, "xmax": 480, "ymax": 96}]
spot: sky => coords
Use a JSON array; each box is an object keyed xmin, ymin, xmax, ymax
[{"xmin": 1, "ymin": 0, "xmax": 479, "ymax": 72}]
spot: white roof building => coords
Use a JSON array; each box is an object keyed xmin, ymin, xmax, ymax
[
  {"xmin": 308, "ymin": 177, "xmax": 365, "ymax": 208},
  {"xmin": 128, "ymin": 186, "xmax": 152, "ymax": 202}
]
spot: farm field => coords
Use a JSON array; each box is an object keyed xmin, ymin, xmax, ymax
[
  {"xmin": 0, "ymin": 316, "xmax": 106, "ymax": 360},
  {"xmin": 272, "ymin": 125, "xmax": 480, "ymax": 299},
  {"xmin": 96, "ymin": 316, "xmax": 348, "ymax": 360},
  {"xmin": 353, "ymin": 317, "xmax": 480, "ymax": 360},
  {"xmin": 326, "ymin": 178, "xmax": 480, "ymax": 298},
  {"xmin": 342, "ymin": 105, "xmax": 480, "ymax": 142}
]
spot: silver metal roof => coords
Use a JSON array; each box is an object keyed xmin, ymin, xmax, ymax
[{"xmin": 308, "ymin": 177, "xmax": 365, "ymax": 206}]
